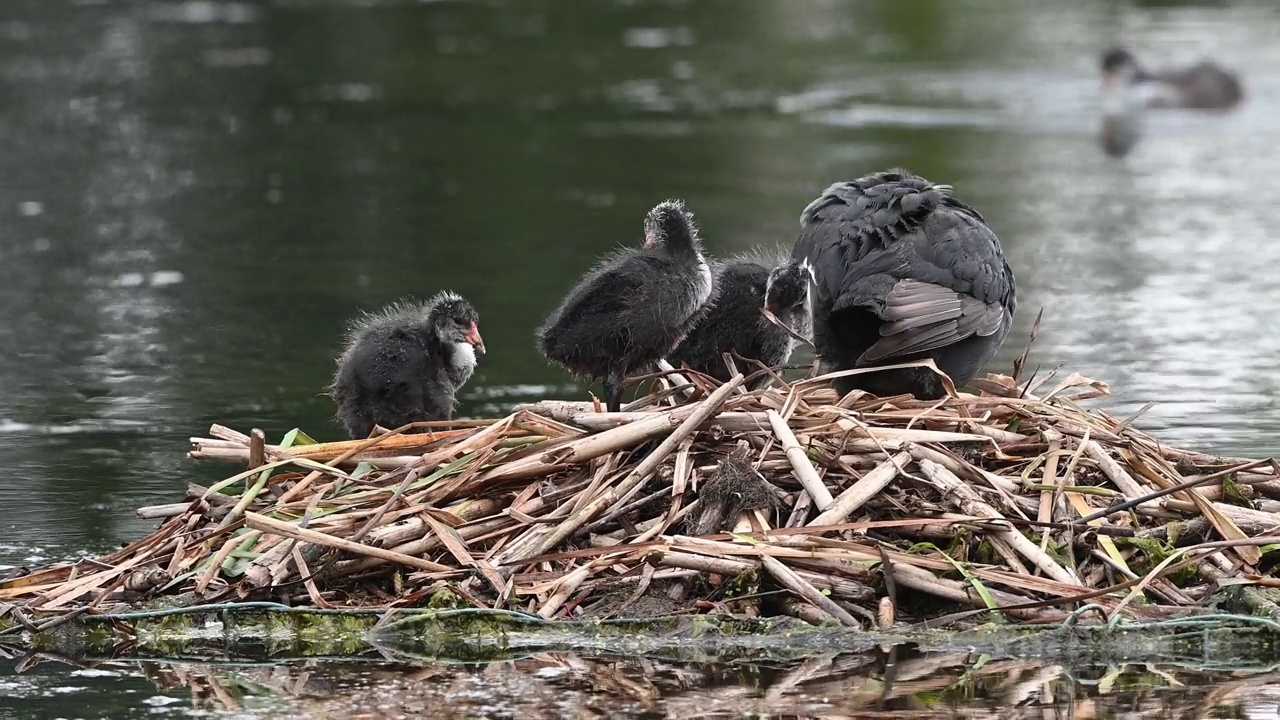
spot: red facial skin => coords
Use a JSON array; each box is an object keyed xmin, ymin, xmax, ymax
[{"xmin": 465, "ymin": 322, "xmax": 486, "ymax": 355}]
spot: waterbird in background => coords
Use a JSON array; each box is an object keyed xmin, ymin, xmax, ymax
[
  {"xmin": 668, "ymin": 249, "xmax": 810, "ymax": 387},
  {"xmin": 331, "ymin": 291, "xmax": 485, "ymax": 439},
  {"xmin": 791, "ymin": 169, "xmax": 1016, "ymax": 399},
  {"xmin": 1101, "ymin": 47, "xmax": 1243, "ymax": 111},
  {"xmin": 536, "ymin": 199, "xmax": 715, "ymax": 411}
]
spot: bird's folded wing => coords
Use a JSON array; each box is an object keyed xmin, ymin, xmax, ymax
[{"xmin": 859, "ymin": 279, "xmax": 1005, "ymax": 363}]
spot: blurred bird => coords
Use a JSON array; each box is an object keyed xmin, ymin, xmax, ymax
[{"xmin": 1101, "ymin": 47, "xmax": 1243, "ymax": 111}]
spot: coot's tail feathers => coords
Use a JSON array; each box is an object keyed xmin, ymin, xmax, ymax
[
  {"xmin": 858, "ymin": 279, "xmax": 1008, "ymax": 364},
  {"xmin": 643, "ymin": 199, "xmax": 698, "ymax": 250}
]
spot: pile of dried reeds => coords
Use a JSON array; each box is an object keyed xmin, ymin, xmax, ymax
[{"xmin": 4, "ymin": 359, "xmax": 1279, "ymax": 631}]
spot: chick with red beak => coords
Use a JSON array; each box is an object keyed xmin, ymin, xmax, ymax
[
  {"xmin": 465, "ymin": 321, "xmax": 486, "ymax": 357},
  {"xmin": 331, "ymin": 290, "xmax": 485, "ymax": 439}
]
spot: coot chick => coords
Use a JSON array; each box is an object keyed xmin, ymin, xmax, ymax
[
  {"xmin": 1101, "ymin": 47, "xmax": 1243, "ymax": 111},
  {"xmin": 536, "ymin": 199, "xmax": 714, "ymax": 411},
  {"xmin": 331, "ymin": 291, "xmax": 485, "ymax": 439},
  {"xmin": 668, "ymin": 250, "xmax": 810, "ymax": 386},
  {"xmin": 792, "ymin": 169, "xmax": 1016, "ymax": 399}
]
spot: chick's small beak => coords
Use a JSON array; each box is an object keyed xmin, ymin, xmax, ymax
[{"xmin": 466, "ymin": 323, "xmax": 486, "ymax": 355}]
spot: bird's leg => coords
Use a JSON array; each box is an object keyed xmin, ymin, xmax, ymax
[{"xmin": 603, "ymin": 367, "xmax": 625, "ymax": 412}]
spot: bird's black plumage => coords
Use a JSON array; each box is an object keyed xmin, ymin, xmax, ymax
[
  {"xmin": 668, "ymin": 249, "xmax": 810, "ymax": 387},
  {"xmin": 536, "ymin": 199, "xmax": 715, "ymax": 411},
  {"xmin": 791, "ymin": 169, "xmax": 1016, "ymax": 399},
  {"xmin": 331, "ymin": 291, "xmax": 485, "ymax": 439}
]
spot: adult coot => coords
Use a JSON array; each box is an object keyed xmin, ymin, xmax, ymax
[
  {"xmin": 331, "ymin": 291, "xmax": 485, "ymax": 439},
  {"xmin": 668, "ymin": 250, "xmax": 810, "ymax": 386},
  {"xmin": 536, "ymin": 199, "xmax": 714, "ymax": 411},
  {"xmin": 1101, "ymin": 47, "xmax": 1243, "ymax": 111},
  {"xmin": 792, "ymin": 169, "xmax": 1016, "ymax": 399}
]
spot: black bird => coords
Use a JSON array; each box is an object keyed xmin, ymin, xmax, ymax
[
  {"xmin": 668, "ymin": 249, "xmax": 810, "ymax": 386},
  {"xmin": 1101, "ymin": 47, "xmax": 1243, "ymax": 111},
  {"xmin": 331, "ymin": 290, "xmax": 485, "ymax": 439},
  {"xmin": 792, "ymin": 169, "xmax": 1016, "ymax": 400},
  {"xmin": 536, "ymin": 199, "xmax": 714, "ymax": 411}
]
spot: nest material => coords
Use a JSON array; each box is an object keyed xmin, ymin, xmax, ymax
[
  {"xmin": 2, "ymin": 361, "xmax": 1278, "ymax": 631},
  {"xmin": 686, "ymin": 440, "xmax": 786, "ymax": 536}
]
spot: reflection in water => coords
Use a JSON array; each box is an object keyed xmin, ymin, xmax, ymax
[
  {"xmin": 6, "ymin": 649, "xmax": 1280, "ymax": 718},
  {"xmin": 1099, "ymin": 111, "xmax": 1144, "ymax": 158},
  {"xmin": 1099, "ymin": 77, "xmax": 1146, "ymax": 158}
]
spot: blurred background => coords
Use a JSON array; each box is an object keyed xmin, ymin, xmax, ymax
[{"xmin": 1, "ymin": 0, "xmax": 1277, "ymax": 571}]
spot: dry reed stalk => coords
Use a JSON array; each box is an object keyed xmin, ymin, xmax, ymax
[
  {"xmin": 473, "ymin": 403, "xmax": 708, "ymax": 486},
  {"xmin": 34, "ymin": 554, "xmax": 151, "ymax": 609},
  {"xmin": 244, "ymin": 512, "xmax": 453, "ymax": 574},
  {"xmin": 494, "ymin": 376, "xmax": 745, "ymax": 575},
  {"xmin": 270, "ymin": 428, "xmax": 427, "ymax": 505},
  {"xmin": 1121, "ymin": 447, "xmax": 1263, "ymax": 566},
  {"xmin": 290, "ymin": 544, "xmax": 333, "ymax": 609},
  {"xmin": 807, "ymin": 451, "xmax": 909, "ymax": 527},
  {"xmin": 248, "ymin": 429, "xmax": 266, "ymax": 469},
  {"xmin": 16, "ymin": 364, "xmax": 1280, "ymax": 629},
  {"xmin": 650, "ymin": 548, "xmax": 871, "ymax": 601},
  {"xmin": 243, "ymin": 533, "xmax": 294, "ymax": 588},
  {"xmin": 767, "ymin": 410, "xmax": 834, "ymax": 511},
  {"xmin": 511, "ymin": 404, "xmax": 773, "ymax": 434},
  {"xmin": 208, "ymin": 424, "xmax": 250, "ymax": 444},
  {"xmin": 760, "ymin": 554, "xmax": 860, "ymax": 627},
  {"xmin": 536, "ymin": 563, "xmax": 594, "ymax": 619},
  {"xmin": 509, "ymin": 409, "xmax": 584, "ymax": 440},
  {"xmin": 1037, "ymin": 430, "xmax": 1064, "ymax": 553},
  {"xmin": 1161, "ymin": 499, "xmax": 1280, "ymax": 531},
  {"xmin": 653, "ymin": 358, "xmax": 697, "ymax": 399},
  {"xmin": 625, "ymin": 438, "xmax": 696, "ymax": 543},
  {"xmin": 915, "ymin": 458, "xmax": 1079, "ymax": 586},
  {"xmin": 906, "ymin": 443, "xmax": 1019, "ymax": 497},
  {"xmin": 1084, "ymin": 441, "xmax": 1157, "ymax": 510},
  {"xmin": 889, "ymin": 562, "xmax": 1062, "ymax": 621},
  {"xmin": 135, "ymin": 502, "xmax": 202, "ymax": 520}
]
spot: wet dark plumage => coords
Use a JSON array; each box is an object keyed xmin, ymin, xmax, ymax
[
  {"xmin": 791, "ymin": 169, "xmax": 1016, "ymax": 399},
  {"xmin": 536, "ymin": 199, "xmax": 715, "ymax": 411},
  {"xmin": 331, "ymin": 291, "xmax": 485, "ymax": 439},
  {"xmin": 668, "ymin": 250, "xmax": 810, "ymax": 387}
]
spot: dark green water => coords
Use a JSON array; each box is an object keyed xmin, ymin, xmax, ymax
[{"xmin": 2, "ymin": 0, "xmax": 1279, "ymax": 716}]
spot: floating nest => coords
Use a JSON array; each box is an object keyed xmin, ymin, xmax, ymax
[{"xmin": 3, "ymin": 353, "xmax": 1279, "ymax": 634}]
